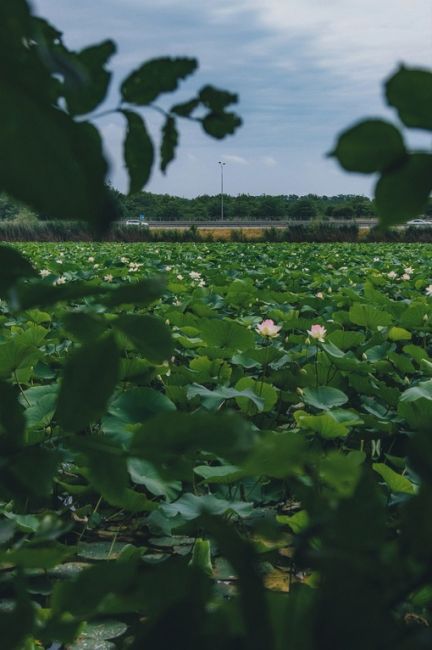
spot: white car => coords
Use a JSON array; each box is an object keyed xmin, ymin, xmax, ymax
[
  {"xmin": 407, "ymin": 218, "xmax": 431, "ymax": 226},
  {"xmin": 125, "ymin": 219, "xmax": 149, "ymax": 227}
]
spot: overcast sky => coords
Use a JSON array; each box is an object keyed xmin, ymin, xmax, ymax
[{"xmin": 34, "ymin": 0, "xmax": 431, "ymax": 198}]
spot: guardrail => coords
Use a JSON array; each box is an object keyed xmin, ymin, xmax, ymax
[{"xmin": 120, "ymin": 219, "xmax": 379, "ymax": 228}]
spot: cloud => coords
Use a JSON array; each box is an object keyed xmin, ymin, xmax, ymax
[
  {"xmin": 105, "ymin": 0, "xmax": 430, "ymax": 85},
  {"xmin": 262, "ymin": 156, "xmax": 277, "ymax": 168},
  {"xmin": 222, "ymin": 154, "xmax": 249, "ymax": 165},
  {"xmin": 31, "ymin": 0, "xmax": 431, "ymax": 199},
  {"xmin": 245, "ymin": 0, "xmax": 431, "ymax": 83}
]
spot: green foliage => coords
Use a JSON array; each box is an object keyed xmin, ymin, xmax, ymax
[
  {"xmin": 121, "ymin": 110, "xmax": 154, "ymax": 193},
  {"xmin": 0, "ymin": 3, "xmax": 241, "ymax": 231},
  {"xmin": 0, "ymin": 192, "xmax": 379, "ymax": 224},
  {"xmin": 120, "ymin": 57, "xmax": 198, "ymax": 105},
  {"xmin": 385, "ymin": 66, "xmax": 432, "ymax": 130},
  {"xmin": 0, "ymin": 239, "xmax": 432, "ymax": 646},
  {"xmin": 375, "ymin": 153, "xmax": 432, "ymax": 224},
  {"xmin": 332, "ymin": 65, "xmax": 432, "ymax": 225},
  {"xmin": 331, "ymin": 119, "xmax": 407, "ymax": 173},
  {"xmin": 56, "ymin": 335, "xmax": 120, "ymax": 432},
  {"xmin": 1, "ymin": 0, "xmax": 432, "ymax": 646}
]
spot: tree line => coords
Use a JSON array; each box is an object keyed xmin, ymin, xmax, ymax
[
  {"xmin": 2, "ymin": 188, "xmax": 431, "ymax": 223},
  {"xmin": 120, "ymin": 190, "xmax": 378, "ymax": 221}
]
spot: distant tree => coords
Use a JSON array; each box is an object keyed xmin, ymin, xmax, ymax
[
  {"xmin": 0, "ymin": 193, "xmax": 19, "ymax": 220},
  {"xmin": 233, "ymin": 194, "xmax": 252, "ymax": 218},
  {"xmin": 259, "ymin": 195, "xmax": 285, "ymax": 218},
  {"xmin": 160, "ymin": 202, "xmax": 182, "ymax": 221},
  {"xmin": 290, "ymin": 198, "xmax": 318, "ymax": 220},
  {"xmin": 107, "ymin": 184, "xmax": 128, "ymax": 220},
  {"xmin": 332, "ymin": 205, "xmax": 354, "ymax": 219}
]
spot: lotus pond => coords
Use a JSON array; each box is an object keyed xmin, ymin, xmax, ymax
[{"xmin": 3, "ymin": 241, "xmax": 432, "ymax": 645}]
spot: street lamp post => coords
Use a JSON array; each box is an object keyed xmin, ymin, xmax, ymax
[{"xmin": 218, "ymin": 161, "xmax": 226, "ymax": 221}]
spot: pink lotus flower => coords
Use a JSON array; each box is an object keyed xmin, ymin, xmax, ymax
[
  {"xmin": 307, "ymin": 324, "xmax": 327, "ymax": 341},
  {"xmin": 256, "ymin": 319, "xmax": 281, "ymax": 338}
]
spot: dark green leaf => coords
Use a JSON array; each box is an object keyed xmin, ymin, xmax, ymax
[
  {"xmin": 62, "ymin": 312, "xmax": 107, "ymax": 342},
  {"xmin": 194, "ymin": 464, "xmax": 244, "ymax": 484},
  {"xmin": 171, "ymin": 98, "xmax": 200, "ymax": 117},
  {"xmin": 199, "ymin": 85, "xmax": 238, "ymax": 111},
  {"xmin": 235, "ymin": 377, "xmax": 278, "ymax": 413},
  {"xmin": 69, "ymin": 437, "xmax": 156, "ymax": 511},
  {"xmin": 0, "ymin": 572, "xmax": 35, "ymax": 649},
  {"xmin": 131, "ymin": 412, "xmax": 256, "ymax": 479},
  {"xmin": 202, "ymin": 111, "xmax": 242, "ymax": 139},
  {"xmin": 0, "ymin": 246, "xmax": 35, "ymax": 297},
  {"xmin": 121, "ymin": 57, "xmax": 198, "ymax": 105},
  {"xmin": 303, "ymin": 386, "xmax": 348, "ymax": 410},
  {"xmin": 56, "ymin": 335, "xmax": 120, "ymax": 432},
  {"xmin": 122, "ymin": 110, "xmax": 154, "ymax": 194},
  {"xmin": 187, "ymin": 382, "xmax": 265, "ymax": 411},
  {"xmin": 160, "ymin": 116, "xmax": 179, "ymax": 173},
  {"xmin": 76, "ymin": 620, "xmax": 127, "ymax": 642},
  {"xmin": 330, "ymin": 119, "xmax": 407, "ymax": 173},
  {"xmin": 319, "ymin": 451, "xmax": 366, "ymax": 497},
  {"xmin": 52, "ymin": 559, "xmax": 139, "ymax": 617},
  {"xmin": 13, "ymin": 280, "xmax": 101, "ymax": 310},
  {"xmin": 242, "ymin": 431, "xmax": 308, "ymax": 478},
  {"xmin": 102, "ymin": 277, "xmax": 165, "ymax": 307},
  {"xmin": 201, "ymin": 516, "xmax": 274, "ymax": 650},
  {"xmin": 349, "ymin": 303, "xmax": 393, "ymax": 328},
  {"xmin": 31, "ymin": 16, "xmax": 63, "ymax": 44},
  {"xmin": 21, "ymin": 384, "xmax": 59, "ymax": 430},
  {"xmin": 386, "ymin": 65, "xmax": 432, "ymax": 130},
  {"xmin": 0, "ymin": 543, "xmax": 73, "ymax": 569},
  {"xmin": 114, "ymin": 314, "xmax": 174, "ymax": 362},
  {"xmin": 77, "ymin": 542, "xmax": 133, "ymax": 561},
  {"xmin": 63, "ymin": 40, "xmax": 116, "ymax": 116},
  {"xmin": 0, "ymin": 81, "xmax": 116, "ymax": 228},
  {"xmin": 375, "ymin": 153, "xmax": 432, "ymax": 225},
  {"xmin": 0, "ymin": 380, "xmax": 25, "ymax": 444},
  {"xmin": 199, "ymin": 318, "xmax": 254, "ymax": 351},
  {"xmin": 102, "ymin": 387, "xmax": 176, "ymax": 442},
  {"xmin": 398, "ymin": 380, "xmax": 432, "ymax": 431},
  {"xmin": 128, "ymin": 458, "xmax": 181, "ymax": 499},
  {"xmin": 161, "ymin": 493, "xmax": 252, "ymax": 521},
  {"xmin": 6, "ymin": 447, "xmax": 60, "ymax": 498}
]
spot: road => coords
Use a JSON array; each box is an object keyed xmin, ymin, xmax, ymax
[{"xmin": 141, "ymin": 219, "xmax": 379, "ymax": 229}]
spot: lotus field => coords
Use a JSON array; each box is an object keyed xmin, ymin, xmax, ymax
[{"xmin": 3, "ymin": 241, "xmax": 432, "ymax": 644}]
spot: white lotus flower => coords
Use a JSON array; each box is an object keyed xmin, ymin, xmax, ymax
[
  {"xmin": 307, "ymin": 324, "xmax": 327, "ymax": 341},
  {"xmin": 256, "ymin": 319, "xmax": 282, "ymax": 338}
]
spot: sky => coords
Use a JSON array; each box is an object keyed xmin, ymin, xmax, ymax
[{"xmin": 34, "ymin": 0, "xmax": 432, "ymax": 198}]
